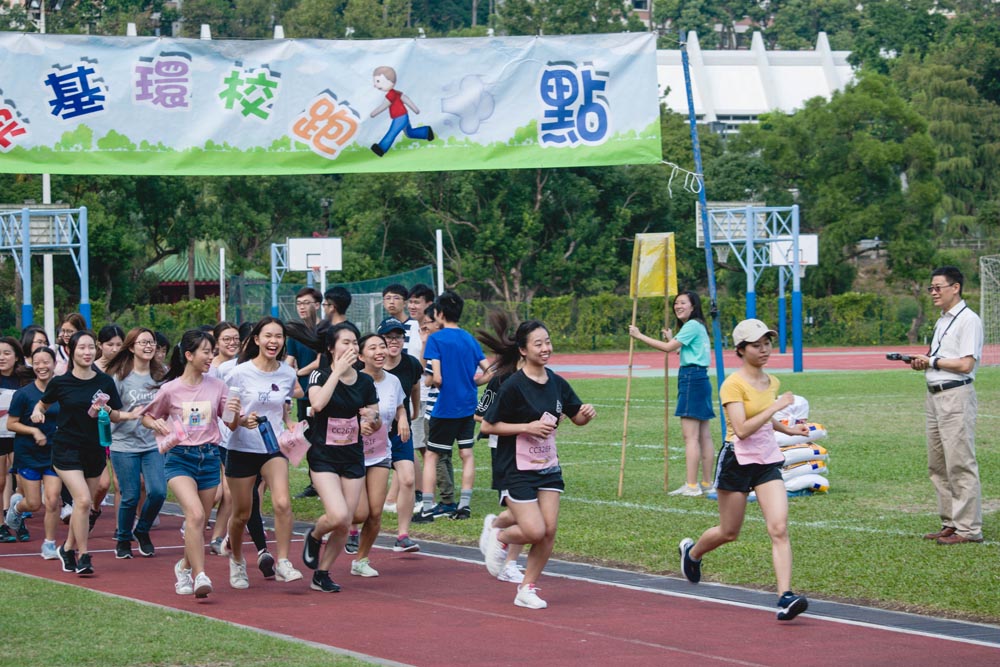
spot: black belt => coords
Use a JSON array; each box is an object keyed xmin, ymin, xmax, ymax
[{"xmin": 927, "ymin": 378, "xmax": 972, "ymax": 394}]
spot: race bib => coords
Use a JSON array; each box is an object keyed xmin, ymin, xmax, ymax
[
  {"xmin": 362, "ymin": 423, "xmax": 389, "ymax": 462},
  {"xmin": 325, "ymin": 417, "xmax": 359, "ymax": 447},
  {"xmin": 514, "ymin": 411, "xmax": 559, "ymax": 471}
]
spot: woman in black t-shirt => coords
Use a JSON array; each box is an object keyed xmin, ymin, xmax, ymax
[
  {"xmin": 32, "ymin": 330, "xmax": 134, "ymax": 576},
  {"xmin": 300, "ymin": 323, "xmax": 380, "ymax": 593},
  {"xmin": 480, "ymin": 320, "xmax": 596, "ymax": 610}
]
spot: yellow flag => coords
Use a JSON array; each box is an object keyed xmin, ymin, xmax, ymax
[{"xmin": 629, "ymin": 233, "xmax": 677, "ymax": 299}]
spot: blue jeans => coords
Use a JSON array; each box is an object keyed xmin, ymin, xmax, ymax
[
  {"xmin": 110, "ymin": 449, "xmax": 167, "ymax": 542},
  {"xmin": 377, "ymin": 113, "xmax": 431, "ymax": 154}
]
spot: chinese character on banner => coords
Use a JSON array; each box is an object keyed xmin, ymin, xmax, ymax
[
  {"xmin": 538, "ymin": 61, "xmax": 610, "ymax": 147},
  {"xmin": 217, "ymin": 65, "xmax": 281, "ymax": 121},
  {"xmin": 44, "ymin": 61, "xmax": 107, "ymax": 120},
  {"xmin": 135, "ymin": 52, "xmax": 192, "ymax": 110},
  {"xmin": 290, "ymin": 91, "xmax": 360, "ymax": 159},
  {"xmin": 0, "ymin": 104, "xmax": 28, "ymax": 152}
]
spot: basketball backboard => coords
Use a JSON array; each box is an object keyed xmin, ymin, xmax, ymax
[{"xmin": 287, "ymin": 237, "xmax": 342, "ymax": 272}]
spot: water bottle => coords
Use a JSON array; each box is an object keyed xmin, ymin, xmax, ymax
[
  {"xmin": 257, "ymin": 415, "xmax": 280, "ymax": 454},
  {"xmin": 97, "ymin": 407, "xmax": 112, "ymax": 447},
  {"xmin": 221, "ymin": 386, "xmax": 239, "ymax": 423}
]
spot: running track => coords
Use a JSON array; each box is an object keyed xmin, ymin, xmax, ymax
[{"xmin": 2, "ymin": 512, "xmax": 998, "ymax": 666}]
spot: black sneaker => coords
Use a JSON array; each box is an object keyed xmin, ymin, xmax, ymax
[
  {"xmin": 88, "ymin": 508, "xmax": 101, "ymax": 533},
  {"xmin": 411, "ymin": 510, "xmax": 434, "ymax": 524},
  {"xmin": 115, "ymin": 540, "xmax": 133, "ymax": 559},
  {"xmin": 679, "ymin": 538, "xmax": 701, "ymax": 583},
  {"xmin": 776, "ymin": 592, "xmax": 808, "ymax": 621},
  {"xmin": 310, "ymin": 570, "xmax": 341, "ymax": 593},
  {"xmin": 302, "ymin": 526, "xmax": 321, "ymax": 570},
  {"xmin": 430, "ymin": 502, "xmax": 457, "ymax": 518},
  {"xmin": 0, "ymin": 525, "xmax": 15, "ymax": 543},
  {"xmin": 295, "ymin": 484, "xmax": 319, "ymax": 499},
  {"xmin": 344, "ymin": 533, "xmax": 359, "ymax": 555},
  {"xmin": 451, "ymin": 506, "xmax": 472, "ymax": 520},
  {"xmin": 57, "ymin": 544, "xmax": 77, "ymax": 573},
  {"xmin": 257, "ymin": 549, "xmax": 275, "ymax": 579},
  {"xmin": 75, "ymin": 552, "xmax": 94, "ymax": 575},
  {"xmin": 134, "ymin": 531, "xmax": 155, "ymax": 557},
  {"xmin": 15, "ymin": 522, "xmax": 29, "ymax": 542}
]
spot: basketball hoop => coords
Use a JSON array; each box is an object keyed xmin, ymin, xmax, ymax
[
  {"xmin": 311, "ymin": 265, "xmax": 322, "ymax": 283},
  {"xmin": 797, "ymin": 261, "xmax": 807, "ymax": 279},
  {"xmin": 715, "ymin": 245, "xmax": 730, "ymax": 265}
]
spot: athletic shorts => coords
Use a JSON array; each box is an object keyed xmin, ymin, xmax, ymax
[
  {"xmin": 427, "ymin": 416, "xmax": 475, "ymax": 455},
  {"xmin": 411, "ymin": 416, "xmax": 427, "ymax": 450},
  {"xmin": 224, "ymin": 448, "xmax": 286, "ymax": 479},
  {"xmin": 307, "ymin": 446, "xmax": 365, "ymax": 480},
  {"xmin": 365, "ymin": 456, "xmax": 392, "ymax": 470},
  {"xmin": 390, "ymin": 433, "xmax": 414, "ymax": 463},
  {"xmin": 164, "ymin": 444, "xmax": 221, "ymax": 491},
  {"xmin": 500, "ymin": 478, "xmax": 565, "ymax": 505},
  {"xmin": 0, "ymin": 438, "xmax": 13, "ymax": 456},
  {"xmin": 17, "ymin": 465, "xmax": 58, "ymax": 482},
  {"xmin": 714, "ymin": 442, "xmax": 783, "ymax": 493},
  {"xmin": 52, "ymin": 444, "xmax": 106, "ymax": 479}
]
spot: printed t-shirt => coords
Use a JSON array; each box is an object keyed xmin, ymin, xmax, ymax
[
  {"xmin": 362, "ymin": 371, "xmax": 404, "ymax": 465},
  {"xmin": 111, "ymin": 371, "xmax": 159, "ymax": 453},
  {"xmin": 386, "ymin": 353, "xmax": 422, "ymax": 420},
  {"xmin": 224, "ymin": 361, "xmax": 297, "ymax": 454},
  {"xmin": 482, "ymin": 368, "xmax": 582, "ymax": 490},
  {"xmin": 10, "ymin": 382, "xmax": 58, "ymax": 468},
  {"xmin": 718, "ymin": 372, "xmax": 783, "ymax": 465},
  {"xmin": 40, "ymin": 371, "xmax": 123, "ymax": 450},
  {"xmin": 422, "ymin": 327, "xmax": 485, "ymax": 419},
  {"xmin": 143, "ymin": 375, "xmax": 229, "ymax": 446}
]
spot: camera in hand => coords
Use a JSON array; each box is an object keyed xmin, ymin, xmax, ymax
[{"xmin": 886, "ymin": 353, "xmax": 912, "ymax": 363}]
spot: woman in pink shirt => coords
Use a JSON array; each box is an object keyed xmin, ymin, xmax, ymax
[{"xmin": 142, "ymin": 330, "xmax": 240, "ymax": 599}]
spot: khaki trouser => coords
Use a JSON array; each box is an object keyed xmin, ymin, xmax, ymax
[{"xmin": 926, "ymin": 383, "xmax": 983, "ymax": 539}]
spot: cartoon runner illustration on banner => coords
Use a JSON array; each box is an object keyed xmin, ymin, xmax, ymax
[{"xmin": 369, "ymin": 66, "xmax": 434, "ymax": 157}]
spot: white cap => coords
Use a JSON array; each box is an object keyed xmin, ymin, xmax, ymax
[{"xmin": 732, "ymin": 319, "xmax": 777, "ymax": 346}]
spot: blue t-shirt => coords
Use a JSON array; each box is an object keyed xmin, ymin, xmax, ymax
[
  {"xmin": 286, "ymin": 337, "xmax": 318, "ymax": 394},
  {"xmin": 422, "ymin": 327, "xmax": 485, "ymax": 419},
  {"xmin": 11, "ymin": 382, "xmax": 59, "ymax": 469}
]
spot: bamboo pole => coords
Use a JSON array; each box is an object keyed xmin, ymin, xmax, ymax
[
  {"xmin": 664, "ymin": 292, "xmax": 671, "ymax": 492},
  {"xmin": 617, "ymin": 296, "xmax": 639, "ymax": 497}
]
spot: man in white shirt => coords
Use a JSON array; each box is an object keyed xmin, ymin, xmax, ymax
[{"xmin": 910, "ymin": 266, "xmax": 984, "ymax": 544}]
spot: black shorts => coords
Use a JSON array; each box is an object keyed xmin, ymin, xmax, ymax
[
  {"xmin": 427, "ymin": 416, "xmax": 475, "ymax": 455},
  {"xmin": 52, "ymin": 444, "xmax": 107, "ymax": 479},
  {"xmin": 307, "ymin": 445, "xmax": 365, "ymax": 480},
  {"xmin": 714, "ymin": 442, "xmax": 783, "ymax": 493},
  {"xmin": 224, "ymin": 448, "xmax": 286, "ymax": 479},
  {"xmin": 500, "ymin": 477, "xmax": 565, "ymax": 505},
  {"xmin": 0, "ymin": 438, "xmax": 13, "ymax": 456}
]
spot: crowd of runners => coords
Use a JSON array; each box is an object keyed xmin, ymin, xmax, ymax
[{"xmin": 2, "ymin": 282, "xmax": 811, "ymax": 620}]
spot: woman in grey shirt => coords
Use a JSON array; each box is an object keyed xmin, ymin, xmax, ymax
[{"xmin": 105, "ymin": 327, "xmax": 165, "ymax": 560}]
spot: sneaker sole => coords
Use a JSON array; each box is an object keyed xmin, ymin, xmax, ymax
[
  {"xmin": 276, "ymin": 572, "xmax": 303, "ymax": 583},
  {"xmin": 137, "ymin": 548, "xmax": 154, "ymax": 557},
  {"xmin": 393, "ymin": 544, "xmax": 420, "ymax": 553},
  {"xmin": 777, "ymin": 597, "xmax": 809, "ymax": 621},
  {"xmin": 310, "ymin": 582, "xmax": 341, "ymax": 592},
  {"xmin": 116, "ymin": 552, "xmax": 133, "ymax": 560},
  {"xmin": 194, "ymin": 584, "xmax": 212, "ymax": 598},
  {"xmin": 514, "ymin": 598, "xmax": 547, "ymax": 609}
]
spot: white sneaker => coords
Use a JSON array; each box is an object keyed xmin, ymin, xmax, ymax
[
  {"xmin": 382, "ymin": 502, "xmax": 397, "ymax": 514},
  {"xmin": 479, "ymin": 513, "xmax": 497, "ymax": 556},
  {"xmin": 193, "ymin": 572, "xmax": 212, "ymax": 598},
  {"xmin": 498, "ymin": 560, "xmax": 525, "ymax": 583},
  {"xmin": 41, "ymin": 540, "xmax": 59, "ymax": 560},
  {"xmin": 350, "ymin": 557, "xmax": 380, "ymax": 577},
  {"xmin": 514, "ymin": 583, "xmax": 547, "ymax": 609},
  {"xmin": 229, "ymin": 557, "xmax": 250, "ymax": 589},
  {"xmin": 484, "ymin": 527, "xmax": 508, "ymax": 577},
  {"xmin": 174, "ymin": 558, "xmax": 194, "ymax": 595},
  {"xmin": 275, "ymin": 558, "xmax": 303, "ymax": 582},
  {"xmin": 60, "ymin": 503, "xmax": 73, "ymax": 523},
  {"xmin": 668, "ymin": 484, "xmax": 702, "ymax": 497}
]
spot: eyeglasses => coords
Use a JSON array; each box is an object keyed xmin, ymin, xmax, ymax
[
  {"xmin": 322, "ymin": 301, "xmax": 334, "ymax": 308},
  {"xmin": 135, "ymin": 340, "xmax": 156, "ymax": 348},
  {"xmin": 383, "ymin": 335, "xmax": 405, "ymax": 341},
  {"xmin": 296, "ymin": 300, "xmax": 319, "ymax": 306},
  {"xmin": 59, "ymin": 329, "xmax": 76, "ymax": 336},
  {"xmin": 218, "ymin": 336, "xmax": 240, "ymax": 344},
  {"xmin": 927, "ymin": 283, "xmax": 956, "ymax": 293}
]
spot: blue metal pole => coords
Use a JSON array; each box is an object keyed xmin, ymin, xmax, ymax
[
  {"xmin": 20, "ymin": 208, "xmax": 32, "ymax": 326},
  {"xmin": 745, "ymin": 203, "xmax": 755, "ymax": 319},
  {"xmin": 79, "ymin": 207, "xmax": 91, "ymax": 327},
  {"xmin": 791, "ymin": 205, "xmax": 803, "ymax": 372},
  {"xmin": 680, "ymin": 30, "xmax": 727, "ymax": 437},
  {"xmin": 270, "ymin": 244, "xmax": 280, "ymax": 318}
]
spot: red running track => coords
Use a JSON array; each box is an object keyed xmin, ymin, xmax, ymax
[{"xmin": 2, "ymin": 514, "xmax": 998, "ymax": 666}]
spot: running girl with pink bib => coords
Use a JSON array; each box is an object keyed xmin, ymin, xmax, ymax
[{"xmin": 480, "ymin": 320, "xmax": 596, "ymax": 609}]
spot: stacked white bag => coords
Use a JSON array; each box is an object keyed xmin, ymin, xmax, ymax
[{"xmin": 774, "ymin": 395, "xmax": 830, "ymax": 495}]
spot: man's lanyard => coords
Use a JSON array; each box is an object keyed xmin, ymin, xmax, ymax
[{"xmin": 929, "ymin": 305, "xmax": 968, "ymax": 357}]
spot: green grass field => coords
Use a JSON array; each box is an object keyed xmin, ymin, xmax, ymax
[{"xmin": 4, "ymin": 366, "xmax": 997, "ymax": 664}]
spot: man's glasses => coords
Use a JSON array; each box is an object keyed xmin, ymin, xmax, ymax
[
  {"xmin": 927, "ymin": 283, "xmax": 955, "ymax": 293},
  {"xmin": 296, "ymin": 300, "xmax": 319, "ymax": 306}
]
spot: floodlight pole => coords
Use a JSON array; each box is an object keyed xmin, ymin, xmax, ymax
[{"xmin": 681, "ymin": 30, "xmax": 727, "ymax": 436}]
